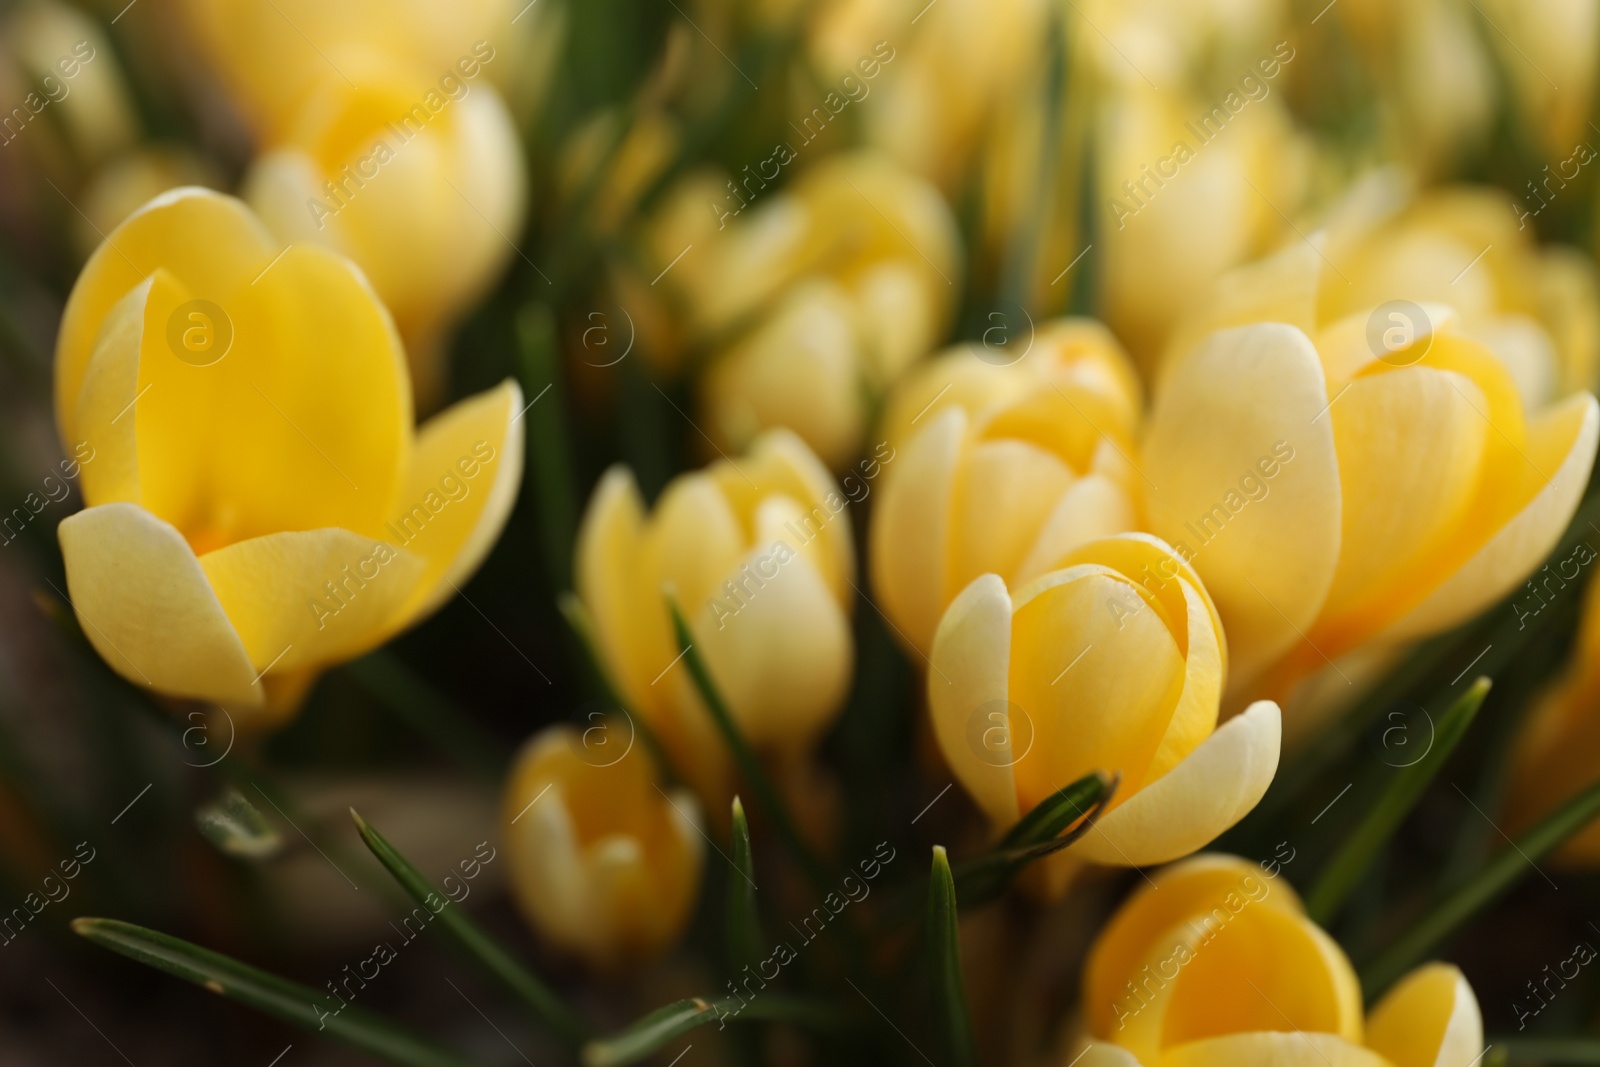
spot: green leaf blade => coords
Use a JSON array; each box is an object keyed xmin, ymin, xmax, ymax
[
  {"xmin": 727, "ymin": 795, "xmax": 764, "ymax": 974},
  {"xmin": 928, "ymin": 846, "xmax": 978, "ymax": 1067}
]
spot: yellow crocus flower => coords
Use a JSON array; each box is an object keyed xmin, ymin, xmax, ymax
[
  {"xmin": 871, "ymin": 319, "xmax": 1144, "ymax": 656},
  {"xmin": 1075, "ymin": 854, "xmax": 1482, "ymax": 1067},
  {"xmin": 1144, "ymin": 228, "xmax": 1600, "ymax": 708},
  {"xmin": 55, "ymin": 189, "xmax": 523, "ymax": 728},
  {"xmin": 502, "ymin": 722, "xmax": 703, "ymax": 969},
  {"xmin": 575, "ymin": 429, "xmax": 855, "ymax": 801},
  {"xmin": 928, "ymin": 535, "xmax": 1281, "ymax": 870}
]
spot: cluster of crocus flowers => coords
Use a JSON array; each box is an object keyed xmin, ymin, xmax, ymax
[
  {"xmin": 1507, "ymin": 568, "xmax": 1600, "ymax": 864},
  {"xmin": 1142, "ymin": 233, "xmax": 1600, "ymax": 717},
  {"xmin": 927, "ymin": 535, "xmax": 1281, "ymax": 883},
  {"xmin": 55, "ymin": 189, "xmax": 523, "ymax": 728},
  {"xmin": 573, "ymin": 429, "xmax": 856, "ymax": 802},
  {"xmin": 646, "ymin": 151, "xmax": 960, "ymax": 470},
  {"xmin": 871, "ymin": 318, "xmax": 1144, "ymax": 656},
  {"xmin": 174, "ymin": 0, "xmax": 531, "ymax": 410},
  {"xmin": 1076, "ymin": 854, "xmax": 1483, "ymax": 1066},
  {"xmin": 501, "ymin": 721, "xmax": 703, "ymax": 969}
]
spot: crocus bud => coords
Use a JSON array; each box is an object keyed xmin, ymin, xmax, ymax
[
  {"xmin": 871, "ymin": 319, "xmax": 1143, "ymax": 656},
  {"xmin": 502, "ymin": 722, "xmax": 703, "ymax": 969},
  {"xmin": 928, "ymin": 535, "xmax": 1281, "ymax": 871},
  {"xmin": 1075, "ymin": 854, "xmax": 1482, "ymax": 1066},
  {"xmin": 575, "ymin": 429, "xmax": 855, "ymax": 802},
  {"xmin": 55, "ymin": 189, "xmax": 523, "ymax": 728}
]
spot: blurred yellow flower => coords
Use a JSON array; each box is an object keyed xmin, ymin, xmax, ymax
[
  {"xmin": 1507, "ymin": 565, "xmax": 1600, "ymax": 864},
  {"xmin": 871, "ymin": 319, "xmax": 1144, "ymax": 656},
  {"xmin": 1477, "ymin": 0, "xmax": 1598, "ymax": 160},
  {"xmin": 55, "ymin": 189, "xmax": 524, "ymax": 728},
  {"xmin": 502, "ymin": 721, "xmax": 703, "ymax": 969},
  {"xmin": 243, "ymin": 55, "xmax": 527, "ymax": 409},
  {"xmin": 1145, "ymin": 240, "xmax": 1600, "ymax": 706},
  {"xmin": 646, "ymin": 152, "xmax": 959, "ymax": 469},
  {"xmin": 1075, "ymin": 854, "xmax": 1482, "ymax": 1066},
  {"xmin": 75, "ymin": 145, "xmax": 221, "ymax": 258},
  {"xmin": 927, "ymin": 534, "xmax": 1281, "ymax": 870},
  {"xmin": 575, "ymin": 429, "xmax": 855, "ymax": 800}
]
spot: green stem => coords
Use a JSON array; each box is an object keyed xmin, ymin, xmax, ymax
[
  {"xmin": 73, "ymin": 918, "xmax": 486, "ymax": 1067},
  {"xmin": 349, "ymin": 810, "xmax": 588, "ymax": 1048},
  {"xmin": 927, "ymin": 846, "xmax": 978, "ymax": 1067},
  {"xmin": 1359, "ymin": 770, "xmax": 1600, "ymax": 999},
  {"xmin": 1305, "ymin": 678, "xmax": 1491, "ymax": 924}
]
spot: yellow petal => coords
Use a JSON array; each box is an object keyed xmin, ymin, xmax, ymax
[
  {"xmin": 947, "ymin": 438, "xmax": 1078, "ymax": 593},
  {"xmin": 871, "ymin": 407, "xmax": 963, "ymax": 655},
  {"xmin": 1382, "ymin": 391, "xmax": 1599, "ymax": 641},
  {"xmin": 1013, "ymin": 475, "xmax": 1139, "ymax": 585},
  {"xmin": 1008, "ymin": 566, "xmax": 1185, "ymax": 809},
  {"xmin": 385, "ymin": 379, "xmax": 525, "ymax": 623},
  {"xmin": 1144, "ymin": 323, "xmax": 1342, "ymax": 690},
  {"xmin": 1365, "ymin": 963, "xmax": 1482, "ymax": 1067},
  {"xmin": 57, "ymin": 188, "xmax": 277, "ymax": 445},
  {"xmin": 1075, "ymin": 1043, "xmax": 1145, "ymax": 1067},
  {"xmin": 1083, "ymin": 854, "xmax": 1302, "ymax": 1040},
  {"xmin": 928, "ymin": 573, "xmax": 1019, "ymax": 826},
  {"xmin": 1074, "ymin": 701, "xmax": 1280, "ymax": 867},
  {"xmin": 58, "ymin": 503, "xmax": 260, "ymax": 706},
  {"xmin": 1161, "ymin": 1032, "xmax": 1390, "ymax": 1067},
  {"xmin": 879, "ymin": 348, "xmax": 1028, "ymax": 450},
  {"xmin": 73, "ymin": 275, "xmax": 158, "ymax": 506},
  {"xmin": 199, "ymin": 528, "xmax": 426, "ymax": 674},
  {"xmin": 645, "ymin": 471, "xmax": 747, "ymax": 610}
]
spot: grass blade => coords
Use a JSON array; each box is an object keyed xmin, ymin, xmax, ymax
[
  {"xmin": 1360, "ymin": 770, "xmax": 1600, "ymax": 999},
  {"xmin": 928, "ymin": 846, "xmax": 978, "ymax": 1067},
  {"xmin": 1487, "ymin": 1037, "xmax": 1600, "ymax": 1064},
  {"xmin": 727, "ymin": 796, "xmax": 764, "ymax": 974},
  {"xmin": 1305, "ymin": 677, "xmax": 1491, "ymax": 924},
  {"xmin": 952, "ymin": 771, "xmax": 1113, "ymax": 906},
  {"xmin": 666, "ymin": 595, "xmax": 832, "ymax": 892},
  {"xmin": 72, "ymin": 917, "xmax": 484, "ymax": 1067},
  {"xmin": 349, "ymin": 810, "xmax": 588, "ymax": 1047},
  {"xmin": 582, "ymin": 994, "xmax": 845, "ymax": 1067}
]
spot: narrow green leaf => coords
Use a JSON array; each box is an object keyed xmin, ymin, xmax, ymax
[
  {"xmin": 72, "ymin": 918, "xmax": 484, "ymax": 1067},
  {"xmin": 345, "ymin": 651, "xmax": 505, "ymax": 779},
  {"xmin": 1360, "ymin": 770, "xmax": 1600, "ymax": 998},
  {"xmin": 952, "ymin": 771, "xmax": 1113, "ymax": 906},
  {"xmin": 195, "ymin": 788, "xmax": 282, "ymax": 860},
  {"xmin": 516, "ymin": 303, "xmax": 578, "ymax": 591},
  {"xmin": 1488, "ymin": 1037, "xmax": 1600, "ymax": 1064},
  {"xmin": 665, "ymin": 595, "xmax": 832, "ymax": 892},
  {"xmin": 349, "ymin": 810, "xmax": 588, "ymax": 1047},
  {"xmin": 727, "ymin": 796, "xmax": 764, "ymax": 974},
  {"xmin": 1306, "ymin": 677, "xmax": 1491, "ymax": 924},
  {"xmin": 582, "ymin": 994, "xmax": 845, "ymax": 1067},
  {"xmin": 928, "ymin": 846, "xmax": 978, "ymax": 1067}
]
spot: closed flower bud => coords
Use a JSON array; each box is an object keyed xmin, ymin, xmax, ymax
[
  {"xmin": 1145, "ymin": 244, "xmax": 1600, "ymax": 709},
  {"xmin": 502, "ymin": 722, "xmax": 703, "ymax": 969},
  {"xmin": 928, "ymin": 535, "xmax": 1281, "ymax": 871},
  {"xmin": 55, "ymin": 189, "xmax": 523, "ymax": 728},
  {"xmin": 575, "ymin": 429, "xmax": 855, "ymax": 800},
  {"xmin": 1, "ymin": 2, "xmax": 137, "ymax": 174},
  {"xmin": 652, "ymin": 152, "xmax": 959, "ymax": 469},
  {"xmin": 1075, "ymin": 854, "xmax": 1482, "ymax": 1066},
  {"xmin": 872, "ymin": 319, "xmax": 1144, "ymax": 656},
  {"xmin": 243, "ymin": 60, "xmax": 527, "ymax": 409}
]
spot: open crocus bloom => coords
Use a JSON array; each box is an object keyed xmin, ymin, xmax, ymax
[
  {"xmin": 55, "ymin": 189, "xmax": 523, "ymax": 727},
  {"xmin": 502, "ymin": 722, "xmax": 703, "ymax": 969},
  {"xmin": 927, "ymin": 534, "xmax": 1280, "ymax": 869},
  {"xmin": 1077, "ymin": 855, "xmax": 1483, "ymax": 1067},
  {"xmin": 575, "ymin": 429, "xmax": 855, "ymax": 802},
  {"xmin": 872, "ymin": 318, "xmax": 1144, "ymax": 657},
  {"xmin": 1144, "ymin": 297, "xmax": 1599, "ymax": 706}
]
